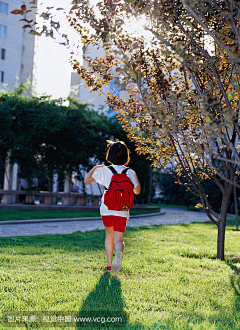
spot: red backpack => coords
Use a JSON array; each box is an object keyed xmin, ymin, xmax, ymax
[{"xmin": 104, "ymin": 166, "xmax": 134, "ymax": 211}]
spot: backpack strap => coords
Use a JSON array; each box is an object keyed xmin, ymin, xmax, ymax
[
  {"xmin": 121, "ymin": 167, "xmax": 129, "ymax": 175},
  {"xmin": 108, "ymin": 165, "xmax": 117, "ymax": 174},
  {"xmin": 104, "ymin": 166, "xmax": 117, "ymax": 191}
]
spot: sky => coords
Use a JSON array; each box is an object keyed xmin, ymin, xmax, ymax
[
  {"xmin": 33, "ymin": 0, "xmax": 147, "ymax": 100},
  {"xmin": 34, "ymin": 0, "xmax": 82, "ymax": 99}
]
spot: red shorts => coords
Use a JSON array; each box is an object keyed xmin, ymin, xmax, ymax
[{"xmin": 102, "ymin": 216, "xmax": 127, "ymax": 233}]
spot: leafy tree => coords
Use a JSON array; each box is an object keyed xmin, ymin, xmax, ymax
[
  {"xmin": 0, "ymin": 87, "xmax": 109, "ymax": 189},
  {"xmin": 11, "ymin": 0, "xmax": 240, "ymax": 260},
  {"xmin": 0, "ymin": 86, "xmax": 151, "ymax": 201},
  {"xmin": 68, "ymin": 0, "xmax": 240, "ymax": 261},
  {"xmin": 0, "ymin": 156, "xmax": 5, "ymax": 189}
]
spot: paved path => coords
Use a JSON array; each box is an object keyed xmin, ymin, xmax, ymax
[{"xmin": 0, "ymin": 208, "xmax": 221, "ymax": 238}]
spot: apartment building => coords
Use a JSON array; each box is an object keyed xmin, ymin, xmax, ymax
[
  {"xmin": 0, "ymin": 0, "xmax": 36, "ymax": 92},
  {"xmin": 0, "ymin": 1, "xmax": 36, "ymax": 202}
]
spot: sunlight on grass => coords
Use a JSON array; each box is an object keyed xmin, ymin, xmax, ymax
[{"xmin": 0, "ymin": 222, "xmax": 239, "ymax": 329}]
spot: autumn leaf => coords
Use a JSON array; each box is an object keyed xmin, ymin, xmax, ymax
[
  {"xmin": 116, "ymin": 68, "xmax": 125, "ymax": 74},
  {"xmin": 30, "ymin": 30, "xmax": 41, "ymax": 36},
  {"xmin": 10, "ymin": 9, "xmax": 23, "ymax": 15},
  {"xmin": 129, "ymin": 70, "xmax": 137, "ymax": 80}
]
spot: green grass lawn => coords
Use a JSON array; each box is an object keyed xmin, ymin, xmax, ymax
[
  {"xmin": 0, "ymin": 209, "xmax": 160, "ymax": 221},
  {"xmin": 0, "ymin": 220, "xmax": 239, "ymax": 329}
]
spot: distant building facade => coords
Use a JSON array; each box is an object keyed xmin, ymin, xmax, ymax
[
  {"xmin": 0, "ymin": 0, "xmax": 36, "ymax": 202},
  {"xmin": 0, "ymin": 0, "xmax": 36, "ymax": 92}
]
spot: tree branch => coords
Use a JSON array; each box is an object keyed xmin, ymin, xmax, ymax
[{"xmin": 181, "ymin": 0, "xmax": 240, "ymax": 66}]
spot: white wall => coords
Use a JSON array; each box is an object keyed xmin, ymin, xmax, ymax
[{"xmin": 0, "ymin": 0, "xmax": 35, "ymax": 91}]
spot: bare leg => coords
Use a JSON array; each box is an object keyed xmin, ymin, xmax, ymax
[
  {"xmin": 111, "ymin": 231, "xmax": 125, "ymax": 273},
  {"xmin": 114, "ymin": 231, "xmax": 125, "ymax": 252},
  {"xmin": 105, "ymin": 226, "xmax": 114, "ymax": 267}
]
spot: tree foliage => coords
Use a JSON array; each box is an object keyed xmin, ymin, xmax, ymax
[
  {"xmin": 0, "ymin": 89, "xmax": 103, "ymax": 183},
  {"xmin": 69, "ymin": 0, "xmax": 240, "ymax": 260},
  {"xmin": 0, "ymin": 86, "xmax": 152, "ymax": 199}
]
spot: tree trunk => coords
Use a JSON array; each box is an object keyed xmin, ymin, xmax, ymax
[{"xmin": 217, "ymin": 185, "xmax": 233, "ymax": 260}]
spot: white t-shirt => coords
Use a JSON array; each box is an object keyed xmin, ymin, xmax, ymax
[{"xmin": 92, "ymin": 165, "xmax": 139, "ymax": 219}]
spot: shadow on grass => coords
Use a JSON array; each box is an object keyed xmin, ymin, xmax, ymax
[
  {"xmin": 0, "ymin": 224, "xmax": 168, "ymax": 254},
  {"xmin": 227, "ymin": 259, "xmax": 240, "ymax": 325},
  {"xmin": 0, "ymin": 230, "xmax": 107, "ymax": 254},
  {"xmin": 76, "ymin": 268, "xmax": 240, "ymax": 330},
  {"xmin": 0, "ymin": 221, "xmax": 236, "ymax": 256},
  {"xmin": 0, "ymin": 223, "xmax": 240, "ymax": 330},
  {"xmin": 75, "ymin": 274, "xmax": 167, "ymax": 330},
  {"xmin": 0, "ymin": 221, "xmax": 218, "ymax": 256},
  {"xmin": 76, "ymin": 273, "xmax": 129, "ymax": 329}
]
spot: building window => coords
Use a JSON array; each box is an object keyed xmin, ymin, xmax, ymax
[
  {"xmin": 0, "ymin": 71, "xmax": 4, "ymax": 83},
  {"xmin": 0, "ymin": 2, "xmax": 8, "ymax": 15},
  {"xmin": 0, "ymin": 25, "xmax": 7, "ymax": 37},
  {"xmin": 1, "ymin": 48, "xmax": 5, "ymax": 59}
]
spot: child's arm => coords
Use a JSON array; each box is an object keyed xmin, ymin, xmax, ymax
[
  {"xmin": 84, "ymin": 165, "xmax": 105, "ymax": 184},
  {"xmin": 133, "ymin": 172, "xmax": 141, "ymax": 195}
]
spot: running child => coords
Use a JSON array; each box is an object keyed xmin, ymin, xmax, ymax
[{"xmin": 84, "ymin": 140, "xmax": 141, "ymax": 273}]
